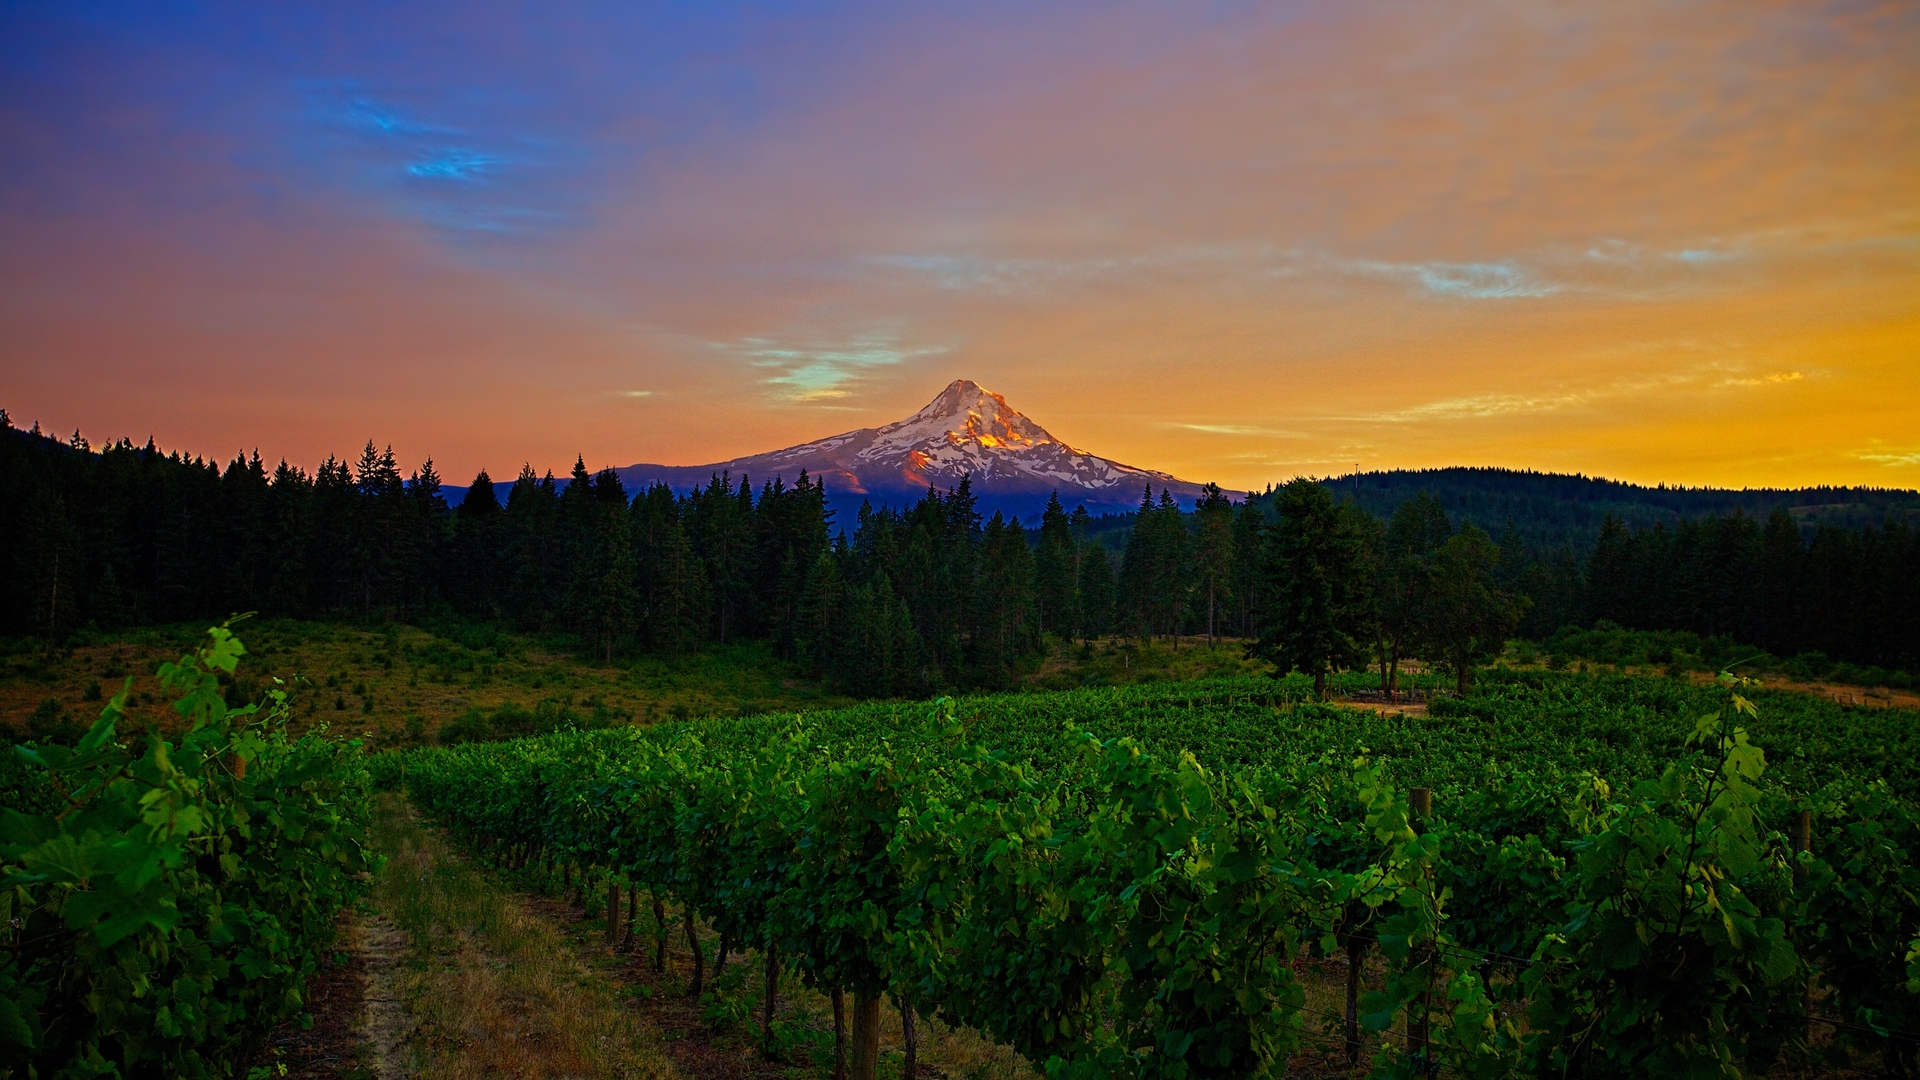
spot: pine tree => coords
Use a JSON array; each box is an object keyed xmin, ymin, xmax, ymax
[
  {"xmin": 1192, "ymin": 484, "xmax": 1235, "ymax": 645},
  {"xmin": 1076, "ymin": 541, "xmax": 1115, "ymax": 639},
  {"xmin": 1374, "ymin": 492, "xmax": 1450, "ymax": 698},
  {"xmin": 402, "ymin": 458, "xmax": 449, "ymax": 614},
  {"xmin": 1229, "ymin": 499, "xmax": 1266, "ymax": 637},
  {"xmin": 454, "ymin": 471, "xmax": 503, "ymax": 617},
  {"xmin": 1068, "ymin": 504, "xmax": 1093, "ymax": 638},
  {"xmin": 1034, "ymin": 492, "xmax": 1077, "ymax": 637},
  {"xmin": 974, "ymin": 512, "xmax": 1036, "ymax": 687},
  {"xmin": 686, "ymin": 473, "xmax": 755, "ymax": 642},
  {"xmin": 19, "ymin": 488, "xmax": 79, "ymax": 637},
  {"xmin": 1118, "ymin": 485, "xmax": 1158, "ymax": 640},
  {"xmin": 648, "ymin": 512, "xmax": 711, "ymax": 655},
  {"xmin": 575, "ymin": 507, "xmax": 639, "ymax": 662},
  {"xmin": 1418, "ymin": 525, "xmax": 1524, "ymax": 695},
  {"xmin": 1585, "ymin": 515, "xmax": 1633, "ymax": 628},
  {"xmin": 503, "ymin": 465, "xmax": 561, "ymax": 630},
  {"xmin": 1248, "ymin": 478, "xmax": 1373, "ymax": 699},
  {"xmin": 795, "ymin": 547, "xmax": 847, "ymax": 677}
]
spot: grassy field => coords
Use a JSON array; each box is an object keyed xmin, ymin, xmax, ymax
[
  {"xmin": 0, "ymin": 619, "xmax": 859, "ymax": 749},
  {"xmin": 0, "ymin": 619, "xmax": 1267, "ymax": 749},
  {"xmin": 5, "ymin": 617, "xmax": 1906, "ymax": 755}
]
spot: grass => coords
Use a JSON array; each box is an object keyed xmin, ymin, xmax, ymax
[
  {"xmin": 0, "ymin": 618, "xmax": 1265, "ymax": 749},
  {"xmin": 1022, "ymin": 634, "xmax": 1267, "ymax": 691},
  {"xmin": 0, "ymin": 617, "xmax": 859, "ymax": 749},
  {"xmin": 350, "ymin": 788, "xmax": 1048, "ymax": 1079},
  {"xmin": 382, "ymin": 795, "xmax": 1432, "ymax": 1079},
  {"xmin": 367, "ymin": 792, "xmax": 678, "ymax": 1079},
  {"xmin": 8, "ymin": 616, "xmax": 1904, "ymax": 758}
]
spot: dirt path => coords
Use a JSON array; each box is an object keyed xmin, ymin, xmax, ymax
[
  {"xmin": 512, "ymin": 878, "xmax": 1041, "ymax": 1080},
  {"xmin": 358, "ymin": 913, "xmax": 410, "ymax": 1080},
  {"xmin": 270, "ymin": 914, "xmax": 375, "ymax": 1078},
  {"xmin": 352, "ymin": 793, "xmax": 677, "ymax": 1080}
]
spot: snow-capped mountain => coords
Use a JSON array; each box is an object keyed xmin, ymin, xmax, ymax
[{"xmin": 616, "ymin": 379, "xmax": 1210, "ymax": 521}]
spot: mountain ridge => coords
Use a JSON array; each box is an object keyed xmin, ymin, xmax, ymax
[{"xmin": 615, "ymin": 379, "xmax": 1210, "ymax": 520}]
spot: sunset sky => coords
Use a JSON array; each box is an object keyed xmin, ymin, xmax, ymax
[{"xmin": 3, "ymin": 0, "xmax": 1916, "ymax": 493}]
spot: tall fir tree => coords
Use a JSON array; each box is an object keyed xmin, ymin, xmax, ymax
[
  {"xmin": 1373, "ymin": 492, "xmax": 1450, "ymax": 698},
  {"xmin": 1191, "ymin": 483, "xmax": 1235, "ymax": 644},
  {"xmin": 1034, "ymin": 492, "xmax": 1077, "ymax": 637},
  {"xmin": 1249, "ymin": 478, "xmax": 1373, "ymax": 699},
  {"xmin": 1418, "ymin": 525, "xmax": 1525, "ymax": 695}
]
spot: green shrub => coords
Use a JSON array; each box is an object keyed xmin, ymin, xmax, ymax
[{"xmin": 0, "ymin": 624, "xmax": 374, "ymax": 1077}]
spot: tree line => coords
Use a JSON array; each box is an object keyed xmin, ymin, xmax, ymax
[{"xmin": 3, "ymin": 415, "xmax": 1914, "ymax": 692}]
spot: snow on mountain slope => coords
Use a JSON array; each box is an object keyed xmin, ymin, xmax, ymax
[{"xmin": 616, "ymin": 379, "xmax": 1210, "ymax": 518}]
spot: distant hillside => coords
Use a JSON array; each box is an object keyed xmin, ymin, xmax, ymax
[{"xmin": 1288, "ymin": 468, "xmax": 1920, "ymax": 554}]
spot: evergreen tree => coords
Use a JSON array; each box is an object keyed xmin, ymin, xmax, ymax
[
  {"xmin": 1754, "ymin": 507, "xmax": 1806, "ymax": 656},
  {"xmin": 1585, "ymin": 515, "xmax": 1634, "ymax": 628},
  {"xmin": 1228, "ymin": 498, "xmax": 1267, "ymax": 637},
  {"xmin": 1117, "ymin": 486, "xmax": 1159, "ymax": 639},
  {"xmin": 1374, "ymin": 492, "xmax": 1450, "ymax": 698},
  {"xmin": 503, "ymin": 466, "xmax": 561, "ymax": 630},
  {"xmin": 1419, "ymin": 525, "xmax": 1525, "ymax": 695},
  {"xmin": 1191, "ymin": 483, "xmax": 1235, "ymax": 644},
  {"xmin": 263, "ymin": 460, "xmax": 313, "ymax": 616},
  {"xmin": 1076, "ymin": 541, "xmax": 1115, "ymax": 638},
  {"xmin": 794, "ymin": 547, "xmax": 847, "ymax": 677},
  {"xmin": 1120, "ymin": 486, "xmax": 1193, "ymax": 641},
  {"xmin": 18, "ymin": 488, "xmax": 79, "ymax": 636},
  {"xmin": 574, "ymin": 506, "xmax": 639, "ymax": 662},
  {"xmin": 754, "ymin": 471, "xmax": 830, "ymax": 658},
  {"xmin": 1034, "ymin": 492, "xmax": 1077, "ymax": 637},
  {"xmin": 1248, "ymin": 478, "xmax": 1372, "ymax": 699},
  {"xmin": 647, "ymin": 510, "xmax": 711, "ymax": 655},
  {"xmin": 454, "ymin": 471, "xmax": 503, "ymax": 617},
  {"xmin": 686, "ymin": 473, "xmax": 756, "ymax": 643},
  {"xmin": 974, "ymin": 512, "xmax": 1037, "ymax": 686},
  {"xmin": 401, "ymin": 458, "xmax": 449, "ymax": 613}
]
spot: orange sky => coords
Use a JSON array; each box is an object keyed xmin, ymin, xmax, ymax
[{"xmin": 2, "ymin": 0, "xmax": 1916, "ymax": 491}]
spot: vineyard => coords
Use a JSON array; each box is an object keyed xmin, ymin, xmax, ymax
[
  {"xmin": 6, "ymin": 638, "xmax": 1918, "ymax": 1079},
  {"xmin": 384, "ymin": 670, "xmax": 1920, "ymax": 1079},
  {"xmin": 0, "ymin": 627, "xmax": 374, "ymax": 1078}
]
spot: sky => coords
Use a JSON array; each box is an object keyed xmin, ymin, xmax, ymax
[{"xmin": 2, "ymin": 0, "xmax": 1917, "ymax": 493}]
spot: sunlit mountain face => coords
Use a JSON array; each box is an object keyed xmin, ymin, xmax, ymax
[{"xmin": 617, "ymin": 380, "xmax": 1208, "ymax": 522}]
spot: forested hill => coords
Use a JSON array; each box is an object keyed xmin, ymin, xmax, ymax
[
  {"xmin": 456, "ymin": 466, "xmax": 1920, "ymax": 553},
  {"xmin": 4, "ymin": 415, "xmax": 1914, "ymax": 678},
  {"xmin": 1293, "ymin": 467, "xmax": 1920, "ymax": 554}
]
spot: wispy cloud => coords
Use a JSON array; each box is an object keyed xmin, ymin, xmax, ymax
[
  {"xmin": 608, "ymin": 389, "xmax": 653, "ymax": 398},
  {"xmin": 714, "ymin": 331, "xmax": 949, "ymax": 403},
  {"xmin": 1356, "ymin": 391, "xmax": 1592, "ymax": 423},
  {"xmin": 1410, "ymin": 261, "xmax": 1558, "ymax": 299},
  {"xmin": 344, "ymin": 97, "xmax": 454, "ymax": 137},
  {"xmin": 874, "ymin": 245, "xmax": 1564, "ymax": 301},
  {"xmin": 866, "ymin": 245, "xmax": 1264, "ymax": 293},
  {"xmin": 1717, "ymin": 370, "xmax": 1802, "ymax": 388},
  {"xmin": 1670, "ymin": 248, "xmax": 1735, "ymax": 264},
  {"xmin": 1345, "ymin": 362, "xmax": 1793, "ymax": 425},
  {"xmin": 1169, "ymin": 422, "xmax": 1309, "ymax": 437},
  {"xmin": 303, "ymin": 82, "xmax": 556, "ymax": 235},
  {"xmin": 1856, "ymin": 445, "xmax": 1920, "ymax": 466},
  {"xmin": 407, "ymin": 151, "xmax": 507, "ymax": 182}
]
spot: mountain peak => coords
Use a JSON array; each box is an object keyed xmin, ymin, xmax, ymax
[
  {"xmin": 890, "ymin": 378, "xmax": 1058, "ymax": 453},
  {"xmin": 618, "ymin": 377, "xmax": 1205, "ymax": 519}
]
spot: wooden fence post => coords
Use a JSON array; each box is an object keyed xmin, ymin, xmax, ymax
[
  {"xmin": 762, "ymin": 945, "xmax": 781, "ymax": 1059},
  {"xmin": 1407, "ymin": 788, "xmax": 1434, "ymax": 1074}
]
